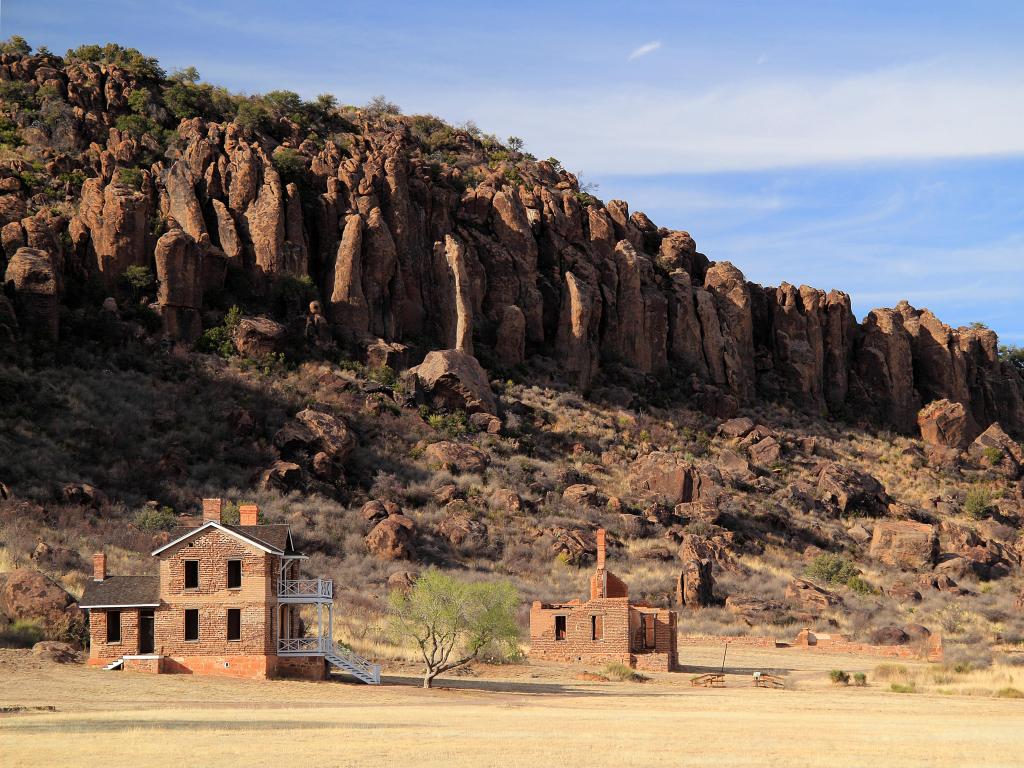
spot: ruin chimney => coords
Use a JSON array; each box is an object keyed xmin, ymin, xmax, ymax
[
  {"xmin": 202, "ymin": 498, "xmax": 223, "ymax": 523},
  {"xmin": 596, "ymin": 528, "xmax": 606, "ymax": 570},
  {"xmin": 239, "ymin": 503, "xmax": 259, "ymax": 526},
  {"xmin": 93, "ymin": 552, "xmax": 106, "ymax": 582}
]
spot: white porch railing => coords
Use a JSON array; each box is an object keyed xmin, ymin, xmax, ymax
[
  {"xmin": 278, "ymin": 636, "xmax": 330, "ymax": 655},
  {"xmin": 278, "ymin": 578, "xmax": 333, "ymax": 600}
]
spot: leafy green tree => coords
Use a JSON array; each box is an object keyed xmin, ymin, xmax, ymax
[
  {"xmin": 1, "ymin": 36, "xmax": 31, "ymax": 55},
  {"xmin": 126, "ymin": 87, "xmax": 152, "ymax": 115},
  {"xmin": 170, "ymin": 66, "xmax": 201, "ymax": 84},
  {"xmin": 234, "ymin": 99, "xmax": 270, "ymax": 132},
  {"xmin": 388, "ymin": 570, "xmax": 520, "ymax": 688},
  {"xmin": 999, "ymin": 344, "xmax": 1024, "ymax": 373},
  {"xmin": 121, "ymin": 265, "xmax": 154, "ymax": 300}
]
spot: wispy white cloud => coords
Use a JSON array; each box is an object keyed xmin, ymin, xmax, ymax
[
  {"xmin": 432, "ymin": 59, "xmax": 1024, "ymax": 174},
  {"xmin": 627, "ymin": 41, "xmax": 662, "ymax": 61}
]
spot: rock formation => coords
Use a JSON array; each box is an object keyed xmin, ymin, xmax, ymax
[{"xmin": 0, "ymin": 50, "xmax": 1021, "ymax": 438}]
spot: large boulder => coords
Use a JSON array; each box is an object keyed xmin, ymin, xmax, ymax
[
  {"xmin": 365, "ymin": 514, "xmax": 416, "ymax": 560},
  {"xmin": 409, "ymin": 349, "xmax": 497, "ymax": 415},
  {"xmin": 437, "ymin": 501, "xmax": 488, "ymax": 551},
  {"xmin": 562, "ymin": 484, "xmax": 602, "ymax": 508},
  {"xmin": 424, "ymin": 441, "xmax": 489, "ymax": 474},
  {"xmin": 294, "ymin": 409, "xmax": 356, "ymax": 463},
  {"xmin": 628, "ymin": 452, "xmax": 717, "ymax": 505},
  {"xmin": 32, "ymin": 640, "xmax": 80, "ymax": 663},
  {"xmin": 917, "ymin": 399, "xmax": 975, "ymax": 449},
  {"xmin": 869, "ymin": 520, "xmax": 937, "ymax": 569},
  {"xmin": 870, "ymin": 626, "xmax": 910, "ymax": 646},
  {"xmin": 677, "ymin": 559, "xmax": 714, "ymax": 609},
  {"xmin": 785, "ymin": 578, "xmax": 842, "ymax": 611},
  {"xmin": 232, "ymin": 316, "xmax": 285, "ymax": 358},
  {"xmin": 968, "ymin": 422, "xmax": 1022, "ymax": 478},
  {"xmin": 4, "ymin": 247, "xmax": 59, "ymax": 341},
  {"xmin": 816, "ymin": 461, "xmax": 888, "ymax": 516},
  {"xmin": 0, "ymin": 569, "xmax": 80, "ymax": 630}
]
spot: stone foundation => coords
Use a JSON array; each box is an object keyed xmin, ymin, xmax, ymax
[
  {"xmin": 276, "ymin": 655, "xmax": 327, "ymax": 680},
  {"xmin": 162, "ymin": 653, "xmax": 278, "ymax": 678}
]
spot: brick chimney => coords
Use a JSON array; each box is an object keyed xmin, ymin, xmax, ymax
[
  {"xmin": 202, "ymin": 498, "xmax": 223, "ymax": 523},
  {"xmin": 596, "ymin": 528, "xmax": 606, "ymax": 570},
  {"xmin": 239, "ymin": 503, "xmax": 259, "ymax": 526},
  {"xmin": 93, "ymin": 552, "xmax": 106, "ymax": 582}
]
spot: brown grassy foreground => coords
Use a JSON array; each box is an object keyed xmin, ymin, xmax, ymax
[{"xmin": 1, "ymin": 648, "xmax": 1023, "ymax": 768}]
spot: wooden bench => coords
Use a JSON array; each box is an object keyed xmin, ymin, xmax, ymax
[
  {"xmin": 690, "ymin": 673, "xmax": 725, "ymax": 687},
  {"xmin": 752, "ymin": 672, "xmax": 785, "ymax": 689}
]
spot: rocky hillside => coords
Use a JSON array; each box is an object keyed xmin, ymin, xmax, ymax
[{"xmin": 2, "ymin": 41, "xmax": 1024, "ymax": 664}]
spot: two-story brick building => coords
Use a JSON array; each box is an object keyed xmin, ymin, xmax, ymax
[
  {"xmin": 79, "ymin": 499, "xmax": 379, "ymax": 682},
  {"xmin": 529, "ymin": 529, "xmax": 678, "ymax": 672}
]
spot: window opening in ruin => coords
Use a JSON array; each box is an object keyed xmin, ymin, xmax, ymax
[
  {"xmin": 592, "ymin": 615, "xmax": 603, "ymax": 640},
  {"xmin": 555, "ymin": 615, "xmax": 566, "ymax": 640},
  {"xmin": 184, "ymin": 560, "xmax": 199, "ymax": 590},
  {"xmin": 106, "ymin": 610, "xmax": 121, "ymax": 643},
  {"xmin": 184, "ymin": 608, "xmax": 199, "ymax": 641},
  {"xmin": 227, "ymin": 560, "xmax": 242, "ymax": 589},
  {"xmin": 227, "ymin": 608, "xmax": 241, "ymax": 641}
]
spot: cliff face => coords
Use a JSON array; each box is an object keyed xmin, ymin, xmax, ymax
[{"xmin": 2, "ymin": 51, "xmax": 1022, "ymax": 437}]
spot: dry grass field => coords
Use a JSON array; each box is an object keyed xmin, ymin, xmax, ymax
[{"xmin": 1, "ymin": 646, "xmax": 1022, "ymax": 768}]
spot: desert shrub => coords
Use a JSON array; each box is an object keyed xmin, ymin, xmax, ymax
[
  {"xmin": 272, "ymin": 147, "xmax": 306, "ymax": 186},
  {"xmin": 998, "ymin": 344, "xmax": 1024, "ymax": 372},
  {"xmin": 890, "ymin": 682, "xmax": 917, "ymax": 694},
  {"xmin": 134, "ymin": 505, "xmax": 178, "ymax": 532},
  {"xmin": 829, "ymin": 669, "xmax": 850, "ymax": 685},
  {"xmin": 1, "ymin": 35, "xmax": 31, "ymax": 55},
  {"xmin": 424, "ymin": 410, "xmax": 468, "ymax": 439},
  {"xmin": 982, "ymin": 446, "xmax": 1003, "ymax": 465},
  {"xmin": 0, "ymin": 116, "xmax": 22, "ymax": 146},
  {"xmin": 853, "ymin": 672, "xmax": 867, "ymax": 687},
  {"xmin": 366, "ymin": 365, "xmax": 398, "ymax": 388},
  {"xmin": 114, "ymin": 167, "xmax": 144, "ymax": 189},
  {"xmin": 846, "ymin": 575, "xmax": 876, "ymax": 596},
  {"xmin": 364, "ymin": 95, "xmax": 401, "ymax": 117},
  {"xmin": 939, "ymin": 604, "xmax": 968, "ymax": 634},
  {"xmin": 44, "ymin": 613, "xmax": 89, "ymax": 646},
  {"xmin": 121, "ymin": 265, "xmax": 154, "ymax": 298},
  {"xmin": 805, "ymin": 553, "xmax": 859, "ymax": 586},
  {"xmin": 66, "ymin": 43, "xmax": 165, "ymax": 79},
  {"xmin": 996, "ymin": 687, "xmax": 1024, "ymax": 699},
  {"xmin": 964, "ymin": 487, "xmax": 994, "ymax": 520},
  {"xmin": 126, "ymin": 87, "xmax": 152, "ymax": 115},
  {"xmin": 872, "ymin": 663, "xmax": 910, "ymax": 681},
  {"xmin": 196, "ymin": 305, "xmax": 241, "ymax": 357},
  {"xmin": 0, "ymin": 619, "xmax": 43, "ymax": 648},
  {"xmin": 603, "ymin": 662, "xmax": 649, "ymax": 683}
]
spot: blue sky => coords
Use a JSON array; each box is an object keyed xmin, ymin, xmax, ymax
[{"xmin": 5, "ymin": 0, "xmax": 1023, "ymax": 342}]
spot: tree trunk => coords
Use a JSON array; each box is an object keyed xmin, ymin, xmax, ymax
[{"xmin": 423, "ymin": 669, "xmax": 435, "ymax": 688}]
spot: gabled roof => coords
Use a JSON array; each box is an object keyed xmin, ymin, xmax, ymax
[
  {"xmin": 152, "ymin": 520, "xmax": 296, "ymax": 557},
  {"xmin": 79, "ymin": 575, "xmax": 160, "ymax": 608}
]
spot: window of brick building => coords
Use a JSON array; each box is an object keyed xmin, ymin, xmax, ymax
[
  {"xmin": 184, "ymin": 609, "xmax": 199, "ymax": 641},
  {"xmin": 591, "ymin": 615, "xmax": 603, "ymax": 641},
  {"xmin": 184, "ymin": 560, "xmax": 199, "ymax": 590},
  {"xmin": 227, "ymin": 560, "xmax": 242, "ymax": 589},
  {"xmin": 227, "ymin": 609, "xmax": 241, "ymax": 641},
  {"xmin": 555, "ymin": 615, "xmax": 566, "ymax": 641},
  {"xmin": 106, "ymin": 610, "xmax": 121, "ymax": 643},
  {"xmin": 643, "ymin": 615, "xmax": 655, "ymax": 649}
]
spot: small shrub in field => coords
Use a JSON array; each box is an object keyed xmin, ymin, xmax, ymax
[
  {"xmin": 873, "ymin": 664, "xmax": 909, "ymax": 681},
  {"xmin": 963, "ymin": 487, "xmax": 994, "ymax": 520},
  {"xmin": 853, "ymin": 672, "xmax": 867, "ymax": 687},
  {"xmin": 829, "ymin": 669, "xmax": 850, "ymax": 685},
  {"xmin": 0, "ymin": 619, "xmax": 43, "ymax": 647},
  {"xmin": 134, "ymin": 505, "xmax": 178, "ymax": 532},
  {"xmin": 196, "ymin": 305, "xmax": 242, "ymax": 357},
  {"xmin": 982, "ymin": 446, "xmax": 1003, "ymax": 465},
  {"xmin": 603, "ymin": 662, "xmax": 649, "ymax": 683},
  {"xmin": 846, "ymin": 575, "xmax": 876, "ymax": 595},
  {"xmin": 806, "ymin": 554, "xmax": 859, "ymax": 584},
  {"xmin": 890, "ymin": 682, "xmax": 917, "ymax": 694},
  {"xmin": 996, "ymin": 687, "xmax": 1024, "ymax": 699}
]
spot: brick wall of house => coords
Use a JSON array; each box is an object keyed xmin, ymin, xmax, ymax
[
  {"xmin": 124, "ymin": 656, "xmax": 163, "ymax": 673},
  {"xmin": 162, "ymin": 654, "xmax": 278, "ymax": 678},
  {"xmin": 87, "ymin": 608, "xmax": 139, "ymax": 662},
  {"xmin": 276, "ymin": 655, "xmax": 327, "ymax": 680},
  {"xmin": 156, "ymin": 529, "xmax": 278, "ymax": 658},
  {"xmin": 529, "ymin": 598, "xmax": 633, "ymax": 665}
]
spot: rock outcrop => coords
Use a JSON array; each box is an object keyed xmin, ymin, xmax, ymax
[
  {"xmin": 869, "ymin": 521, "xmax": 937, "ymax": 570},
  {"xmin": 410, "ymin": 349, "xmax": 497, "ymax": 415},
  {"xmin": 0, "ymin": 51, "xmax": 1021, "ymax": 439}
]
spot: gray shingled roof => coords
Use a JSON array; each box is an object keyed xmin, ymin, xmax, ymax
[
  {"xmin": 165, "ymin": 523, "xmax": 295, "ymax": 554},
  {"xmin": 79, "ymin": 575, "xmax": 160, "ymax": 608}
]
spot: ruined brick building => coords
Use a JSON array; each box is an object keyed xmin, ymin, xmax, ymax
[
  {"xmin": 529, "ymin": 529, "xmax": 678, "ymax": 671},
  {"xmin": 79, "ymin": 499, "xmax": 380, "ymax": 682}
]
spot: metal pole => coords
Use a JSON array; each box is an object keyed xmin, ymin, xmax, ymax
[{"xmin": 720, "ymin": 642, "xmax": 729, "ymax": 676}]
